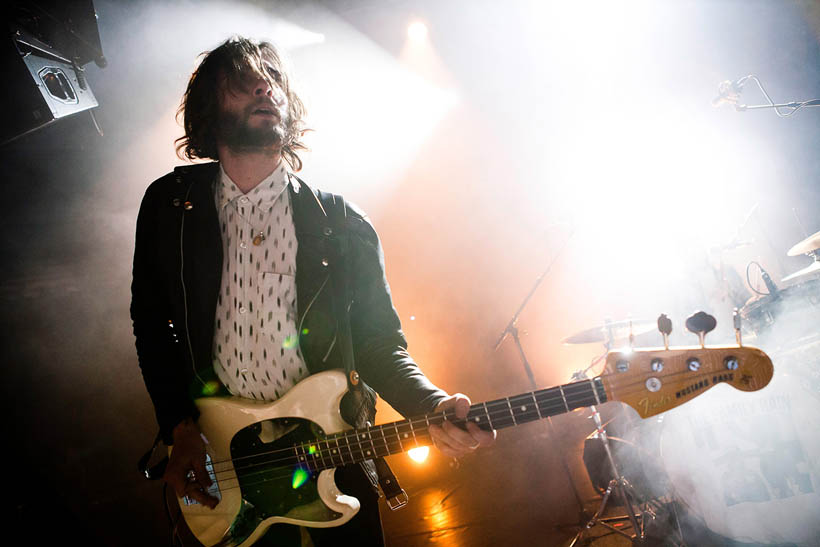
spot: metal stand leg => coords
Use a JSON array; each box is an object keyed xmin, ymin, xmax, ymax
[{"xmin": 567, "ymin": 405, "xmax": 648, "ymax": 546}]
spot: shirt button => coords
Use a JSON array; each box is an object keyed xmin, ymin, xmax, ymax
[
  {"xmin": 240, "ymin": 197, "xmax": 249, "ymax": 204},
  {"xmin": 239, "ymin": 241, "xmax": 247, "ymax": 249},
  {"xmin": 239, "ymin": 306, "xmax": 247, "ymax": 314}
]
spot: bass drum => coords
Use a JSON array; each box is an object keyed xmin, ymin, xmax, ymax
[{"xmin": 659, "ymin": 370, "xmax": 820, "ymax": 546}]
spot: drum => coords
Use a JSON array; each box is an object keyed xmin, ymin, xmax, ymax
[
  {"xmin": 659, "ymin": 371, "xmax": 820, "ymax": 546},
  {"xmin": 740, "ymin": 278, "xmax": 820, "ymax": 341}
]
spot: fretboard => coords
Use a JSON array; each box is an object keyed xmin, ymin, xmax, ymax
[{"xmin": 293, "ymin": 377, "xmax": 606, "ymax": 471}]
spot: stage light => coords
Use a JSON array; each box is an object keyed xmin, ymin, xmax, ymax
[
  {"xmin": 408, "ymin": 446, "xmax": 430, "ymax": 463},
  {"xmin": 407, "ymin": 21, "xmax": 429, "ymax": 43}
]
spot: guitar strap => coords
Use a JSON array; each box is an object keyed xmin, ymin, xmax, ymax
[{"xmin": 318, "ymin": 190, "xmax": 408, "ymax": 510}]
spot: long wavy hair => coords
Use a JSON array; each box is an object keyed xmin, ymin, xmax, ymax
[{"xmin": 175, "ymin": 36, "xmax": 309, "ymax": 171}]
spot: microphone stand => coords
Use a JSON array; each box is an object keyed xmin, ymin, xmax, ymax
[
  {"xmin": 734, "ymin": 99, "xmax": 820, "ymax": 112},
  {"xmin": 492, "ymin": 229, "xmax": 589, "ymax": 520},
  {"xmin": 717, "ymin": 74, "xmax": 820, "ymax": 117}
]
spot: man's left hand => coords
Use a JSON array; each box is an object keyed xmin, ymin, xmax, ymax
[{"xmin": 429, "ymin": 393, "xmax": 496, "ymax": 458}]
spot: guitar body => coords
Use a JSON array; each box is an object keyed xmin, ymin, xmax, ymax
[{"xmin": 178, "ymin": 370, "xmax": 360, "ymax": 547}]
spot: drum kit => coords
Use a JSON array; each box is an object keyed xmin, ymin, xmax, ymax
[{"xmin": 559, "ymin": 230, "xmax": 820, "ymax": 545}]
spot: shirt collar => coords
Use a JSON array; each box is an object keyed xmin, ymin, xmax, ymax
[{"xmin": 216, "ymin": 162, "xmax": 292, "ymax": 212}]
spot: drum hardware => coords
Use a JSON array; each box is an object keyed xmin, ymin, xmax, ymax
[
  {"xmin": 569, "ymin": 311, "xmax": 732, "ymax": 546},
  {"xmin": 568, "ymin": 314, "xmax": 674, "ymax": 546},
  {"xmin": 786, "ymin": 229, "xmax": 820, "ymax": 257},
  {"xmin": 782, "ymin": 256, "xmax": 820, "ymax": 283},
  {"xmin": 783, "ymin": 229, "xmax": 820, "ymax": 282},
  {"xmin": 561, "ymin": 318, "xmax": 656, "ymax": 346}
]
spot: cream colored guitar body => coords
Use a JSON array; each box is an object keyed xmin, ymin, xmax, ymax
[{"xmin": 176, "ymin": 370, "xmax": 360, "ymax": 547}]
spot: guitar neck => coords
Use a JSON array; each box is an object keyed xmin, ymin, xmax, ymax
[{"xmin": 298, "ymin": 377, "xmax": 607, "ymax": 469}]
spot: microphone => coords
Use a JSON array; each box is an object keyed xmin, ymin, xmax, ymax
[
  {"xmin": 759, "ymin": 266, "xmax": 780, "ymax": 297},
  {"xmin": 711, "ymin": 76, "xmax": 749, "ymax": 107}
]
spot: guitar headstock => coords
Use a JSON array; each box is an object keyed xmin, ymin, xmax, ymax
[{"xmin": 599, "ymin": 345, "xmax": 773, "ymax": 419}]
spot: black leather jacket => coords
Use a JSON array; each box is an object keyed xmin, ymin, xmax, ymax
[{"xmin": 131, "ymin": 162, "xmax": 447, "ymax": 444}]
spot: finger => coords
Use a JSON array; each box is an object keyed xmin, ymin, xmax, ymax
[
  {"xmin": 441, "ymin": 420, "xmax": 480, "ymax": 451},
  {"xmin": 193, "ymin": 455, "xmax": 212, "ymax": 488},
  {"xmin": 184, "ymin": 481, "xmax": 219, "ymax": 508},
  {"xmin": 429, "ymin": 425, "xmax": 462, "ymax": 458},
  {"xmin": 466, "ymin": 422, "xmax": 497, "ymax": 446},
  {"xmin": 429, "ymin": 424, "xmax": 461, "ymax": 453},
  {"xmin": 453, "ymin": 396, "xmax": 471, "ymax": 419}
]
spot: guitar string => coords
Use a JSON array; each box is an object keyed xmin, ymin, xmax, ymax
[
  {"xmin": 194, "ymin": 365, "xmax": 735, "ymax": 489},
  {"xmin": 192, "ymin": 383, "xmax": 648, "ymax": 497},
  {"xmin": 186, "ymin": 365, "xmax": 740, "ymax": 500},
  {"xmin": 186, "ymin": 390, "xmax": 600, "ymax": 497},
  {"xmin": 198, "ymin": 384, "xmax": 599, "ymax": 472},
  {"xmin": 190, "ymin": 387, "xmax": 603, "ymax": 491}
]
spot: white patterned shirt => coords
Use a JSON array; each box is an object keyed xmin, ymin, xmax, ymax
[{"xmin": 212, "ymin": 162, "xmax": 308, "ymax": 400}]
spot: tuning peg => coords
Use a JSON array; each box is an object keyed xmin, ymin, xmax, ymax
[
  {"xmin": 685, "ymin": 311, "xmax": 717, "ymax": 348},
  {"xmin": 657, "ymin": 314, "xmax": 672, "ymax": 350}
]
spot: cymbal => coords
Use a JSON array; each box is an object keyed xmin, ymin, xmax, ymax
[
  {"xmin": 562, "ymin": 319, "xmax": 656, "ymax": 345},
  {"xmin": 782, "ymin": 260, "xmax": 820, "ymax": 282},
  {"xmin": 787, "ymin": 230, "xmax": 820, "ymax": 256}
]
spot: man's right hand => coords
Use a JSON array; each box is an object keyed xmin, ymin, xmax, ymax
[{"xmin": 164, "ymin": 418, "xmax": 219, "ymax": 509}]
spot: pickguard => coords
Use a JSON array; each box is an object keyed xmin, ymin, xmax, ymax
[{"xmin": 229, "ymin": 417, "xmax": 343, "ymax": 526}]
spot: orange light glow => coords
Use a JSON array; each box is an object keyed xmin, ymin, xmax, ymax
[{"xmin": 408, "ymin": 446, "xmax": 430, "ymax": 463}]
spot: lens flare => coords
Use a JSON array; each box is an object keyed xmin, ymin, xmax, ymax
[
  {"xmin": 292, "ymin": 467, "xmax": 309, "ymax": 489},
  {"xmin": 407, "ymin": 21, "xmax": 428, "ymax": 43},
  {"xmin": 201, "ymin": 381, "xmax": 221, "ymax": 396},
  {"xmin": 408, "ymin": 446, "xmax": 430, "ymax": 463}
]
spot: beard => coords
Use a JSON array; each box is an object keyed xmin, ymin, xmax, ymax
[{"xmin": 217, "ymin": 107, "xmax": 287, "ymax": 152}]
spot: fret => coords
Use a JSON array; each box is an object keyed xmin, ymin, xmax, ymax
[
  {"xmin": 535, "ymin": 386, "xmax": 566, "ymax": 417},
  {"xmin": 381, "ymin": 423, "xmax": 402, "ymax": 455},
  {"xmin": 558, "ymin": 384, "xmax": 570, "ymax": 413},
  {"xmin": 322, "ymin": 439, "xmax": 339, "ymax": 467},
  {"xmin": 485, "ymin": 399, "xmax": 515, "ymax": 428},
  {"xmin": 351, "ymin": 430, "xmax": 365, "ymax": 462},
  {"xmin": 316, "ymin": 440, "xmax": 329, "ymax": 466},
  {"xmin": 482, "ymin": 401, "xmax": 494, "ymax": 429},
  {"xmin": 314, "ymin": 439, "xmax": 328, "ymax": 470},
  {"xmin": 305, "ymin": 440, "xmax": 324, "ymax": 470},
  {"xmin": 293, "ymin": 445, "xmax": 305, "ymax": 467},
  {"xmin": 531, "ymin": 391, "xmax": 543, "ymax": 419},
  {"xmin": 408, "ymin": 419, "xmax": 419, "ymax": 447},
  {"xmin": 589, "ymin": 378, "xmax": 602, "ymax": 405},
  {"xmin": 377, "ymin": 425, "xmax": 391, "ymax": 457},
  {"xmin": 393, "ymin": 422, "xmax": 403, "ymax": 453},
  {"xmin": 334, "ymin": 435, "xmax": 346, "ymax": 465},
  {"xmin": 508, "ymin": 393, "xmax": 540, "ymax": 424},
  {"xmin": 366, "ymin": 429, "xmax": 378, "ymax": 459},
  {"xmin": 342, "ymin": 431, "xmax": 358, "ymax": 464},
  {"xmin": 505, "ymin": 398, "xmax": 517, "ymax": 425},
  {"xmin": 296, "ymin": 444, "xmax": 311, "ymax": 472}
]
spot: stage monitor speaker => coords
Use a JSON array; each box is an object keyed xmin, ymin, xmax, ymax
[{"xmin": 1, "ymin": 28, "xmax": 99, "ymax": 145}]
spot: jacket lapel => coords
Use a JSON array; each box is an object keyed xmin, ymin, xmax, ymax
[{"xmin": 289, "ymin": 175, "xmax": 332, "ymax": 327}]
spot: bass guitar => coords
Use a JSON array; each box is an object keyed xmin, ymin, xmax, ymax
[{"xmin": 177, "ymin": 343, "xmax": 772, "ymax": 546}]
